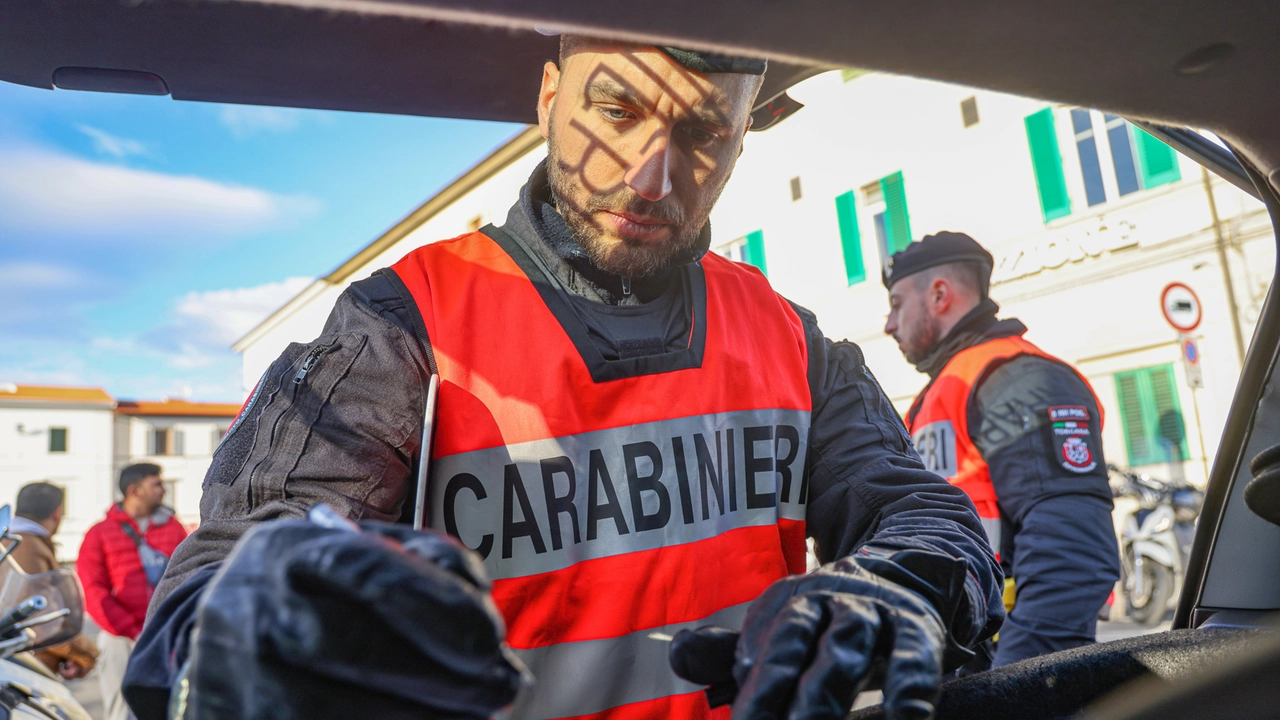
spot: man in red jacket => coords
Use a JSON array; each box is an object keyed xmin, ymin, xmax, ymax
[{"xmin": 78, "ymin": 463, "xmax": 187, "ymax": 720}]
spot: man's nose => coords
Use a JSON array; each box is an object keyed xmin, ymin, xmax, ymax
[
  {"xmin": 884, "ymin": 315, "xmax": 897, "ymax": 336},
  {"xmin": 624, "ymin": 129, "xmax": 674, "ymax": 202}
]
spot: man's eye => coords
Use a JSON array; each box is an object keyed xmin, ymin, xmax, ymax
[
  {"xmin": 685, "ymin": 126, "xmax": 714, "ymax": 143},
  {"xmin": 601, "ymin": 107, "xmax": 632, "ymax": 121}
]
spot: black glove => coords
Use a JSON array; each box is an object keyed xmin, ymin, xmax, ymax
[
  {"xmin": 177, "ymin": 511, "xmax": 527, "ymax": 720},
  {"xmin": 670, "ymin": 547, "xmax": 976, "ymax": 720}
]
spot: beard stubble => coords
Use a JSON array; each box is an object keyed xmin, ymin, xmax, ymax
[{"xmin": 546, "ymin": 128, "xmax": 721, "ymax": 278}]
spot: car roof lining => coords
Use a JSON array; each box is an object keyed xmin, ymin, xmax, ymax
[{"xmin": 3, "ymin": 0, "xmax": 1279, "ymax": 189}]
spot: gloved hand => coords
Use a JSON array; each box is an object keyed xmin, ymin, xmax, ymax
[
  {"xmin": 670, "ymin": 547, "xmax": 977, "ymax": 720},
  {"xmin": 176, "ymin": 509, "xmax": 528, "ymax": 720}
]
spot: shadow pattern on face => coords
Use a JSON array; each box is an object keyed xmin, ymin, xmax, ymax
[{"xmin": 545, "ymin": 49, "xmax": 755, "ymax": 278}]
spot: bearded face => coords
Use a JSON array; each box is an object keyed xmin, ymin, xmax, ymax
[
  {"xmin": 546, "ymin": 126, "xmax": 722, "ymax": 277},
  {"xmin": 536, "ymin": 41, "xmax": 759, "ymax": 277},
  {"xmin": 886, "ymin": 282, "xmax": 944, "ymax": 364}
]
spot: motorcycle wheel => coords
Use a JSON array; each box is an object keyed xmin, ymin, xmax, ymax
[{"xmin": 1127, "ymin": 560, "xmax": 1173, "ymax": 627}]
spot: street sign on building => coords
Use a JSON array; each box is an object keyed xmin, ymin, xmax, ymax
[
  {"xmin": 1180, "ymin": 334, "xmax": 1204, "ymax": 389},
  {"xmin": 1162, "ymin": 282, "xmax": 1203, "ymax": 332}
]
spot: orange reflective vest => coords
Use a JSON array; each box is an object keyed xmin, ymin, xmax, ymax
[
  {"xmin": 391, "ymin": 229, "xmax": 812, "ymax": 720},
  {"xmin": 904, "ymin": 335, "xmax": 1104, "ymax": 559}
]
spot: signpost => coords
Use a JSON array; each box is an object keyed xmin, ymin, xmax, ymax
[{"xmin": 1161, "ymin": 282, "xmax": 1210, "ymax": 480}]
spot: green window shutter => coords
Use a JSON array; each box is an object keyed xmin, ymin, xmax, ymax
[
  {"xmin": 1115, "ymin": 364, "xmax": 1188, "ymax": 466},
  {"xmin": 743, "ymin": 230, "xmax": 768, "ymax": 276},
  {"xmin": 1115, "ymin": 371, "xmax": 1151, "ymax": 465},
  {"xmin": 1132, "ymin": 125, "xmax": 1182, "ymax": 189},
  {"xmin": 1024, "ymin": 108, "xmax": 1072, "ymax": 222},
  {"xmin": 879, "ymin": 171, "xmax": 913, "ymax": 253},
  {"xmin": 1147, "ymin": 364, "xmax": 1188, "ymax": 461},
  {"xmin": 835, "ymin": 191, "xmax": 865, "ymax": 285}
]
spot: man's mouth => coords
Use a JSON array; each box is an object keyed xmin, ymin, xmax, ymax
[{"xmin": 600, "ymin": 210, "xmax": 673, "ymax": 241}]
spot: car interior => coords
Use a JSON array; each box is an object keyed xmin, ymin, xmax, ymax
[{"xmin": 4, "ymin": 0, "xmax": 1280, "ymax": 717}]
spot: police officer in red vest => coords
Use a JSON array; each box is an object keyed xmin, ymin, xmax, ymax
[
  {"xmin": 883, "ymin": 232, "xmax": 1121, "ymax": 668},
  {"xmin": 124, "ymin": 40, "xmax": 1005, "ymax": 720}
]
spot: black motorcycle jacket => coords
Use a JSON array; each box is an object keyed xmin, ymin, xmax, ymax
[
  {"xmin": 917, "ymin": 300, "xmax": 1121, "ymax": 667},
  {"xmin": 123, "ymin": 162, "xmax": 1003, "ymax": 717}
]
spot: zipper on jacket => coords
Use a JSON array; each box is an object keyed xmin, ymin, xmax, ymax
[{"xmin": 293, "ymin": 345, "xmax": 329, "ymax": 385}]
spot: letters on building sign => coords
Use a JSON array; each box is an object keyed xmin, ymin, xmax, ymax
[
  {"xmin": 990, "ymin": 220, "xmax": 1137, "ymax": 285},
  {"xmin": 430, "ymin": 409, "xmax": 810, "ymax": 581}
]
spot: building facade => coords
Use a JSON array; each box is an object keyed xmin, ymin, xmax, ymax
[
  {"xmin": 235, "ymin": 70, "xmax": 1273, "ymax": 490},
  {"xmin": 113, "ymin": 399, "xmax": 240, "ymax": 530},
  {"xmin": 0, "ymin": 384, "xmax": 236, "ymax": 560}
]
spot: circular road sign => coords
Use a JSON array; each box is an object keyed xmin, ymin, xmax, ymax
[
  {"xmin": 1162, "ymin": 282, "xmax": 1202, "ymax": 332},
  {"xmin": 1182, "ymin": 337, "xmax": 1200, "ymax": 364}
]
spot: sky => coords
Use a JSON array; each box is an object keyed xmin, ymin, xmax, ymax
[{"xmin": 0, "ymin": 82, "xmax": 521, "ymax": 403}]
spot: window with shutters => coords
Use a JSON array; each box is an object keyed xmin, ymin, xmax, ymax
[
  {"xmin": 1115, "ymin": 364, "xmax": 1190, "ymax": 466},
  {"xmin": 48, "ymin": 428, "xmax": 67, "ymax": 453},
  {"xmin": 790, "ymin": 176, "xmax": 802, "ymax": 201},
  {"xmin": 879, "ymin": 171, "xmax": 912, "ymax": 254},
  {"xmin": 835, "ymin": 191, "xmax": 865, "ymax": 285},
  {"xmin": 148, "ymin": 427, "xmax": 185, "ymax": 456},
  {"xmin": 715, "ymin": 231, "xmax": 768, "ymax": 276},
  {"xmin": 1024, "ymin": 108, "xmax": 1072, "ymax": 222},
  {"xmin": 1132, "ymin": 125, "xmax": 1182, "ymax": 189}
]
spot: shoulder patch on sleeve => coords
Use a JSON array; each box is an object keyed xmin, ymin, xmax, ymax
[
  {"xmin": 1060, "ymin": 436, "xmax": 1098, "ymax": 473},
  {"xmin": 1048, "ymin": 405, "xmax": 1090, "ymax": 421}
]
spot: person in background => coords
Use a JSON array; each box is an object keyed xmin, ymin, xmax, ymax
[
  {"xmin": 883, "ymin": 231, "xmax": 1121, "ymax": 668},
  {"xmin": 6, "ymin": 482, "xmax": 99, "ymax": 679},
  {"xmin": 78, "ymin": 464, "xmax": 187, "ymax": 720}
]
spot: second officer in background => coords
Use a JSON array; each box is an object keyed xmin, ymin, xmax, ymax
[{"xmin": 883, "ymin": 231, "xmax": 1121, "ymax": 667}]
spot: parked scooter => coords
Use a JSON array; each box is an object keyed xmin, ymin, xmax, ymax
[
  {"xmin": 1109, "ymin": 464, "xmax": 1205, "ymax": 626},
  {"xmin": 0, "ymin": 504, "xmax": 92, "ymax": 719}
]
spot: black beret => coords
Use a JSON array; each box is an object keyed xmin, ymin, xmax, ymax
[
  {"xmin": 882, "ymin": 231, "xmax": 994, "ymax": 289},
  {"xmin": 657, "ymin": 47, "xmax": 767, "ymax": 76}
]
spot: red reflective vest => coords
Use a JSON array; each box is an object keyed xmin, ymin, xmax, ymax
[
  {"xmin": 391, "ymin": 230, "xmax": 812, "ymax": 720},
  {"xmin": 904, "ymin": 335, "xmax": 1104, "ymax": 558}
]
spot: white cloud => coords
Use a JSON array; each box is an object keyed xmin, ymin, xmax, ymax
[
  {"xmin": 0, "ymin": 144, "xmax": 320, "ymax": 240},
  {"xmin": 0, "ymin": 261, "xmax": 81, "ymax": 291},
  {"xmin": 144, "ymin": 277, "xmax": 315, "ymax": 367},
  {"xmin": 219, "ymin": 106, "xmax": 302, "ymax": 138},
  {"xmin": 77, "ymin": 125, "xmax": 147, "ymax": 158}
]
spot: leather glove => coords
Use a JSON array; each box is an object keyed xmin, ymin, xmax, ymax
[
  {"xmin": 177, "ymin": 507, "xmax": 527, "ymax": 720},
  {"xmin": 670, "ymin": 547, "xmax": 975, "ymax": 720}
]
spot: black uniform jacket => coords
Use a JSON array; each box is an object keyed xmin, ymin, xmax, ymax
[
  {"xmin": 913, "ymin": 300, "xmax": 1121, "ymax": 667},
  {"xmin": 123, "ymin": 163, "xmax": 1003, "ymax": 713}
]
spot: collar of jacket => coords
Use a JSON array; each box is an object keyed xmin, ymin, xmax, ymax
[
  {"xmin": 9, "ymin": 516, "xmax": 50, "ymax": 538},
  {"xmin": 509, "ymin": 159, "xmax": 711, "ymax": 306},
  {"xmin": 915, "ymin": 298, "xmax": 1028, "ymax": 378}
]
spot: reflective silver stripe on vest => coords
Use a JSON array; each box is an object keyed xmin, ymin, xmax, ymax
[
  {"xmin": 431, "ymin": 409, "xmax": 810, "ymax": 581},
  {"xmin": 910, "ymin": 420, "xmax": 958, "ymax": 480},
  {"xmin": 981, "ymin": 516, "xmax": 1002, "ymax": 552},
  {"xmin": 498, "ymin": 602, "xmax": 752, "ymax": 720}
]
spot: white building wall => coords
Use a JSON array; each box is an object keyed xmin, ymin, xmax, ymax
[
  {"xmin": 114, "ymin": 415, "xmax": 229, "ymax": 529},
  {"xmin": 709, "ymin": 71, "xmax": 1271, "ymax": 486},
  {"xmin": 0, "ymin": 404, "xmax": 115, "ymax": 561}
]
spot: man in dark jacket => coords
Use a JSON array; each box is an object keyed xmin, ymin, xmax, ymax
[
  {"xmin": 126, "ymin": 38, "xmax": 1003, "ymax": 720},
  {"xmin": 883, "ymin": 232, "xmax": 1121, "ymax": 667}
]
